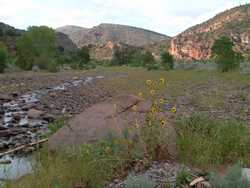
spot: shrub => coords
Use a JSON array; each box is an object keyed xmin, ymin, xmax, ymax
[
  {"xmin": 161, "ymin": 52, "xmax": 174, "ymax": 70},
  {"xmin": 210, "ymin": 163, "xmax": 250, "ymax": 188},
  {"xmin": 78, "ymin": 46, "xmax": 90, "ymax": 65},
  {"xmin": 146, "ymin": 63, "xmax": 162, "ymax": 71},
  {"xmin": 212, "ymin": 36, "xmax": 243, "ymax": 72},
  {"xmin": 177, "ymin": 114, "xmax": 250, "ymax": 169},
  {"xmin": 0, "ymin": 47, "xmax": 8, "ymax": 73},
  {"xmin": 141, "ymin": 51, "xmax": 155, "ymax": 66},
  {"xmin": 112, "ymin": 46, "xmax": 134, "ymax": 66}
]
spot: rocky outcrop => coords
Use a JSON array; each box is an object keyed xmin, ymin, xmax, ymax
[{"xmin": 170, "ymin": 4, "xmax": 250, "ymax": 60}]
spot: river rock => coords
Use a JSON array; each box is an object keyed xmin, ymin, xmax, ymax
[
  {"xmin": 43, "ymin": 114, "xmax": 55, "ymax": 123},
  {"xmin": 0, "ymin": 94, "xmax": 12, "ymax": 102},
  {"xmin": 48, "ymin": 95, "xmax": 179, "ymax": 159},
  {"xmin": 27, "ymin": 109, "xmax": 45, "ymax": 119}
]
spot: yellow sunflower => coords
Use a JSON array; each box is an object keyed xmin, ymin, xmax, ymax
[
  {"xmin": 138, "ymin": 92, "xmax": 143, "ymax": 97},
  {"xmin": 150, "ymin": 89, "xmax": 156, "ymax": 95},
  {"xmin": 171, "ymin": 106, "xmax": 177, "ymax": 113},
  {"xmin": 159, "ymin": 98, "xmax": 166, "ymax": 104},
  {"xmin": 132, "ymin": 105, "xmax": 138, "ymax": 111},
  {"xmin": 160, "ymin": 120, "xmax": 166, "ymax": 127},
  {"xmin": 146, "ymin": 80, "xmax": 152, "ymax": 86},
  {"xmin": 160, "ymin": 78, "xmax": 165, "ymax": 85},
  {"xmin": 151, "ymin": 106, "xmax": 158, "ymax": 113}
]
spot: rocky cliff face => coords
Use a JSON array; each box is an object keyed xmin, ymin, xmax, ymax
[{"xmin": 170, "ymin": 4, "xmax": 250, "ymax": 60}]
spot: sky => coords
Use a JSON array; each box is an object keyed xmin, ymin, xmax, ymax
[{"xmin": 0, "ymin": 0, "xmax": 249, "ymax": 36}]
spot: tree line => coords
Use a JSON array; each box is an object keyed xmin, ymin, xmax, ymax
[{"xmin": 0, "ymin": 25, "xmax": 245, "ymax": 73}]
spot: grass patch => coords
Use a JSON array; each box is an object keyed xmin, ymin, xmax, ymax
[
  {"xmin": 48, "ymin": 117, "xmax": 67, "ymax": 135},
  {"xmin": 177, "ymin": 114, "xmax": 250, "ymax": 169}
]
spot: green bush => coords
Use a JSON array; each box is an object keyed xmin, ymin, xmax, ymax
[
  {"xmin": 210, "ymin": 163, "xmax": 250, "ymax": 188},
  {"xmin": 161, "ymin": 52, "xmax": 174, "ymax": 70},
  {"xmin": 0, "ymin": 47, "xmax": 8, "ymax": 73},
  {"xmin": 176, "ymin": 166, "xmax": 193, "ymax": 187},
  {"xmin": 141, "ymin": 51, "xmax": 155, "ymax": 66},
  {"xmin": 212, "ymin": 36, "xmax": 243, "ymax": 72},
  {"xmin": 177, "ymin": 114, "xmax": 250, "ymax": 169}
]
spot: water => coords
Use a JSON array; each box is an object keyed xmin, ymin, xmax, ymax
[
  {"xmin": 0, "ymin": 75, "xmax": 105, "ymax": 183},
  {"xmin": 0, "ymin": 155, "xmax": 33, "ymax": 182}
]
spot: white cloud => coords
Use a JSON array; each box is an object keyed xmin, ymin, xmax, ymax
[{"xmin": 0, "ymin": 0, "xmax": 249, "ymax": 36}]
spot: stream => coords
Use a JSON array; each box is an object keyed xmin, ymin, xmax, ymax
[{"xmin": 0, "ymin": 75, "xmax": 104, "ymax": 183}]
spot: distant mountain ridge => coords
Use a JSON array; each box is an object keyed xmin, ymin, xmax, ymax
[
  {"xmin": 170, "ymin": 4, "xmax": 250, "ymax": 60},
  {"xmin": 56, "ymin": 23, "xmax": 170, "ymax": 48}
]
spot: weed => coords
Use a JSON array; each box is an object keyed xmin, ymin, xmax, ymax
[{"xmin": 177, "ymin": 114, "xmax": 250, "ymax": 169}]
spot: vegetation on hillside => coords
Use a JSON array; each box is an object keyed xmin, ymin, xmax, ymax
[
  {"xmin": 161, "ymin": 51, "xmax": 174, "ymax": 70},
  {"xmin": 212, "ymin": 36, "xmax": 243, "ymax": 72},
  {"xmin": 0, "ymin": 44, "xmax": 8, "ymax": 73}
]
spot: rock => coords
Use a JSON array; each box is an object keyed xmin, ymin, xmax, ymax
[
  {"xmin": 24, "ymin": 146, "xmax": 35, "ymax": 153},
  {"xmin": 0, "ymin": 106, "xmax": 4, "ymax": 115},
  {"xmin": 22, "ymin": 103, "xmax": 37, "ymax": 111},
  {"xmin": 43, "ymin": 114, "xmax": 55, "ymax": 123},
  {"xmin": 11, "ymin": 92, "xmax": 19, "ymax": 98},
  {"xmin": 0, "ymin": 94, "xmax": 12, "ymax": 102},
  {"xmin": 0, "ymin": 125, "xmax": 7, "ymax": 131},
  {"xmin": 190, "ymin": 177, "xmax": 205, "ymax": 186},
  {"xmin": 27, "ymin": 109, "xmax": 45, "ymax": 119},
  {"xmin": 12, "ymin": 113, "xmax": 21, "ymax": 122},
  {"xmin": 49, "ymin": 92, "xmax": 57, "ymax": 98},
  {"xmin": 49, "ymin": 95, "xmax": 143, "ymax": 150},
  {"xmin": 0, "ymin": 130, "xmax": 12, "ymax": 137},
  {"xmin": 48, "ymin": 95, "xmax": 179, "ymax": 159},
  {"xmin": 0, "ymin": 160, "xmax": 12, "ymax": 165}
]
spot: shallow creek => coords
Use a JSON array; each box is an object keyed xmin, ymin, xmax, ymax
[{"xmin": 0, "ymin": 75, "xmax": 104, "ymax": 182}]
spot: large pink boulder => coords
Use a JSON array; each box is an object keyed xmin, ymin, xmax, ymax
[{"xmin": 48, "ymin": 95, "xmax": 178, "ymax": 159}]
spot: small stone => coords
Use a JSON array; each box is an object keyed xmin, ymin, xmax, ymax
[
  {"xmin": 0, "ymin": 94, "xmax": 12, "ymax": 102},
  {"xmin": 49, "ymin": 92, "xmax": 57, "ymax": 98},
  {"xmin": 24, "ymin": 146, "xmax": 36, "ymax": 153},
  {"xmin": 43, "ymin": 114, "xmax": 55, "ymax": 123},
  {"xmin": 13, "ymin": 113, "xmax": 22, "ymax": 122},
  {"xmin": 27, "ymin": 109, "xmax": 45, "ymax": 119},
  {"xmin": 12, "ymin": 92, "xmax": 19, "ymax": 98},
  {"xmin": 0, "ymin": 160, "xmax": 12, "ymax": 165}
]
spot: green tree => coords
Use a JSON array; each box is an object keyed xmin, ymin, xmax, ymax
[
  {"xmin": 161, "ymin": 51, "xmax": 174, "ymax": 70},
  {"xmin": 112, "ymin": 46, "xmax": 136, "ymax": 65},
  {"xmin": 141, "ymin": 51, "xmax": 155, "ymax": 66},
  {"xmin": 78, "ymin": 46, "xmax": 90, "ymax": 68},
  {"xmin": 16, "ymin": 26, "xmax": 57, "ymax": 70},
  {"xmin": 212, "ymin": 36, "xmax": 243, "ymax": 72},
  {"xmin": 0, "ymin": 47, "xmax": 7, "ymax": 73}
]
